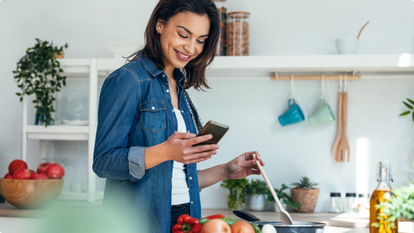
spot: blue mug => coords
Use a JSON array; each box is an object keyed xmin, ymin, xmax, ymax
[{"xmin": 278, "ymin": 99, "xmax": 305, "ymax": 126}]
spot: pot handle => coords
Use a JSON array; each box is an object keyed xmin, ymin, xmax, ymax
[{"xmin": 233, "ymin": 210, "xmax": 261, "ymax": 222}]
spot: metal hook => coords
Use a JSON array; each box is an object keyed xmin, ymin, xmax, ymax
[
  {"xmin": 321, "ymin": 74, "xmax": 325, "ymax": 100},
  {"xmin": 352, "ymin": 70, "xmax": 358, "ymax": 81},
  {"xmin": 339, "ymin": 74, "xmax": 343, "ymax": 93},
  {"xmin": 290, "ymin": 74, "xmax": 294, "ymax": 100},
  {"xmin": 275, "ymin": 71, "xmax": 278, "ymax": 81}
]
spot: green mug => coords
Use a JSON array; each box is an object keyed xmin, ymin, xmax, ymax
[{"xmin": 308, "ymin": 99, "xmax": 335, "ymax": 126}]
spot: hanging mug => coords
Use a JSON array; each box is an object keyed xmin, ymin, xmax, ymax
[
  {"xmin": 308, "ymin": 99, "xmax": 335, "ymax": 126},
  {"xmin": 278, "ymin": 99, "xmax": 305, "ymax": 126}
]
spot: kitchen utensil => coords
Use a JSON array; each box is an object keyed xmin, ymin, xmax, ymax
[
  {"xmin": 252, "ymin": 154, "xmax": 293, "ymax": 225},
  {"xmin": 278, "ymin": 99, "xmax": 305, "ymax": 126},
  {"xmin": 357, "ymin": 21, "xmax": 369, "ymax": 39},
  {"xmin": 332, "ymin": 76, "xmax": 343, "ymax": 162},
  {"xmin": 233, "ymin": 210, "xmax": 326, "ymax": 233},
  {"xmin": 331, "ymin": 39, "xmax": 360, "ymax": 54},
  {"xmin": 338, "ymin": 91, "xmax": 350, "ymax": 162}
]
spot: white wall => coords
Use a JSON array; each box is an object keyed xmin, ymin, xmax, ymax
[{"xmin": 1, "ymin": 0, "xmax": 414, "ymax": 212}]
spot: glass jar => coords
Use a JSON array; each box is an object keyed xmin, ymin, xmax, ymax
[
  {"xmin": 214, "ymin": 0, "xmax": 227, "ymax": 56},
  {"xmin": 357, "ymin": 193, "xmax": 370, "ymax": 214},
  {"xmin": 227, "ymin": 11, "xmax": 250, "ymax": 56},
  {"xmin": 329, "ymin": 192, "xmax": 344, "ymax": 213},
  {"xmin": 344, "ymin": 193, "xmax": 357, "ymax": 213}
]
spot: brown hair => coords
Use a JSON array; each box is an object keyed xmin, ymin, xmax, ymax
[{"xmin": 128, "ymin": 0, "xmax": 219, "ymax": 91}]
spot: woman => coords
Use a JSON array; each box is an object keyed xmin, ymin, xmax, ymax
[{"xmin": 93, "ymin": 0, "xmax": 264, "ymax": 232}]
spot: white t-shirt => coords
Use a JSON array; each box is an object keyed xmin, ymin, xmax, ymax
[{"xmin": 171, "ymin": 108, "xmax": 190, "ymax": 205}]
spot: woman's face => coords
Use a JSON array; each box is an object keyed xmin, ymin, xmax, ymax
[{"xmin": 157, "ymin": 12, "xmax": 210, "ymax": 69}]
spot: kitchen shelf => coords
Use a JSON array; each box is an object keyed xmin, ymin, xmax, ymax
[{"xmin": 26, "ymin": 125, "xmax": 89, "ymax": 140}]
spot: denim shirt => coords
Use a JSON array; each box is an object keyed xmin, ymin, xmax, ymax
[{"xmin": 93, "ymin": 53, "xmax": 201, "ymax": 233}]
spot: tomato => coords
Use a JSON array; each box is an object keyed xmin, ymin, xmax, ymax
[
  {"xmin": 12, "ymin": 168, "xmax": 31, "ymax": 179},
  {"xmin": 230, "ymin": 221, "xmax": 255, "ymax": 233},
  {"xmin": 45, "ymin": 163, "xmax": 65, "ymax": 179},
  {"xmin": 200, "ymin": 219, "xmax": 231, "ymax": 233},
  {"xmin": 37, "ymin": 162, "xmax": 51, "ymax": 174},
  {"xmin": 8, "ymin": 160, "xmax": 28, "ymax": 175}
]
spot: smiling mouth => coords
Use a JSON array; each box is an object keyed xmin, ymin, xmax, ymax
[{"xmin": 175, "ymin": 49, "xmax": 191, "ymax": 61}]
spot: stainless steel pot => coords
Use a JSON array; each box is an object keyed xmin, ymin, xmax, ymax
[{"xmin": 233, "ymin": 210, "xmax": 326, "ymax": 233}]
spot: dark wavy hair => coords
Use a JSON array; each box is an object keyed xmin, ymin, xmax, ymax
[{"xmin": 128, "ymin": 0, "xmax": 219, "ymax": 91}]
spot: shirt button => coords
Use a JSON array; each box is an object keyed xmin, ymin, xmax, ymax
[
  {"xmin": 189, "ymin": 176, "xmax": 192, "ymax": 180},
  {"xmin": 151, "ymin": 107, "xmax": 155, "ymax": 110},
  {"xmin": 181, "ymin": 110, "xmax": 184, "ymax": 113},
  {"xmin": 162, "ymin": 74, "xmax": 165, "ymax": 77},
  {"xmin": 166, "ymin": 90, "xmax": 169, "ymax": 93},
  {"xmin": 172, "ymin": 109, "xmax": 175, "ymax": 112},
  {"xmin": 191, "ymin": 201, "xmax": 193, "ymax": 204}
]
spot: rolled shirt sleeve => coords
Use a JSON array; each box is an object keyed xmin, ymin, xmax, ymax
[{"xmin": 93, "ymin": 68, "xmax": 146, "ymax": 181}]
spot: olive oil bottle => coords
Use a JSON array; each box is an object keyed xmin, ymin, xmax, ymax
[{"xmin": 369, "ymin": 161, "xmax": 398, "ymax": 233}]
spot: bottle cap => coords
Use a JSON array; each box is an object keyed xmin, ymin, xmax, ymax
[
  {"xmin": 358, "ymin": 194, "xmax": 364, "ymax": 198},
  {"xmin": 346, "ymin": 193, "xmax": 356, "ymax": 197},
  {"xmin": 330, "ymin": 192, "xmax": 341, "ymax": 197}
]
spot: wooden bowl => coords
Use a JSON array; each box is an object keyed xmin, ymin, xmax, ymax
[{"xmin": 0, "ymin": 178, "xmax": 63, "ymax": 209}]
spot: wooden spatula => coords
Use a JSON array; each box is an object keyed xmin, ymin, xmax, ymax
[
  {"xmin": 332, "ymin": 92, "xmax": 343, "ymax": 162},
  {"xmin": 252, "ymin": 154, "xmax": 294, "ymax": 225},
  {"xmin": 338, "ymin": 92, "xmax": 350, "ymax": 162}
]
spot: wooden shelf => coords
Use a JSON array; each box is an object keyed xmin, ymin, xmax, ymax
[{"xmin": 25, "ymin": 125, "xmax": 89, "ymax": 141}]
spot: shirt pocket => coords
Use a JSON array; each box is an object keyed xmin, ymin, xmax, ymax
[{"xmin": 139, "ymin": 101, "xmax": 167, "ymax": 133}]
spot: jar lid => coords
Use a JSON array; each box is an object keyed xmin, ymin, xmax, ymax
[
  {"xmin": 358, "ymin": 194, "xmax": 364, "ymax": 197},
  {"xmin": 330, "ymin": 192, "xmax": 341, "ymax": 197},
  {"xmin": 346, "ymin": 193, "xmax": 356, "ymax": 197},
  {"xmin": 228, "ymin": 11, "xmax": 251, "ymax": 19}
]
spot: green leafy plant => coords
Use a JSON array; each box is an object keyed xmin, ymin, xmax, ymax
[
  {"xmin": 291, "ymin": 177, "xmax": 318, "ymax": 189},
  {"xmin": 399, "ymin": 98, "xmax": 414, "ymax": 121},
  {"xmin": 265, "ymin": 183, "xmax": 301, "ymax": 210},
  {"xmin": 13, "ymin": 38, "xmax": 68, "ymax": 127},
  {"xmin": 221, "ymin": 178, "xmax": 249, "ymax": 211},
  {"xmin": 372, "ymin": 183, "xmax": 414, "ymax": 229},
  {"xmin": 245, "ymin": 179, "xmax": 267, "ymax": 195}
]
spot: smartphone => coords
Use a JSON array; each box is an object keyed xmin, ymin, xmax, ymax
[{"xmin": 194, "ymin": 121, "xmax": 229, "ymax": 146}]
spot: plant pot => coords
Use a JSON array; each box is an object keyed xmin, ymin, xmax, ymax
[
  {"xmin": 35, "ymin": 109, "xmax": 51, "ymax": 126},
  {"xmin": 54, "ymin": 51, "xmax": 65, "ymax": 59},
  {"xmin": 274, "ymin": 202, "xmax": 287, "ymax": 213},
  {"xmin": 249, "ymin": 194, "xmax": 267, "ymax": 211},
  {"xmin": 291, "ymin": 188, "xmax": 320, "ymax": 213}
]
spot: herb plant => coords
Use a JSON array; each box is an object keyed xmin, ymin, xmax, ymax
[
  {"xmin": 245, "ymin": 179, "xmax": 267, "ymax": 195},
  {"xmin": 265, "ymin": 183, "xmax": 301, "ymax": 210},
  {"xmin": 373, "ymin": 183, "xmax": 414, "ymax": 229},
  {"xmin": 13, "ymin": 38, "xmax": 68, "ymax": 127},
  {"xmin": 399, "ymin": 98, "xmax": 414, "ymax": 121},
  {"xmin": 221, "ymin": 178, "xmax": 249, "ymax": 211},
  {"xmin": 291, "ymin": 177, "xmax": 318, "ymax": 189}
]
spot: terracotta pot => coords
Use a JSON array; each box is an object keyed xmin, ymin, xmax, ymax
[
  {"xmin": 54, "ymin": 51, "xmax": 65, "ymax": 59},
  {"xmin": 291, "ymin": 188, "xmax": 319, "ymax": 213}
]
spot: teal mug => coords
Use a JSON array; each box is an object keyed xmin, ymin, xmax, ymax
[
  {"xmin": 278, "ymin": 99, "xmax": 305, "ymax": 126},
  {"xmin": 308, "ymin": 99, "xmax": 335, "ymax": 126}
]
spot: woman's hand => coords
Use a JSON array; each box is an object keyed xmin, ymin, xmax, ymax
[
  {"xmin": 224, "ymin": 151, "xmax": 264, "ymax": 179},
  {"xmin": 159, "ymin": 132, "xmax": 219, "ymax": 164}
]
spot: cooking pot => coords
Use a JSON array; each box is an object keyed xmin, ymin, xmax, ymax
[{"xmin": 233, "ymin": 210, "xmax": 326, "ymax": 233}]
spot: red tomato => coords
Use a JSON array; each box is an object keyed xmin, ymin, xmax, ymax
[
  {"xmin": 8, "ymin": 160, "xmax": 28, "ymax": 175},
  {"xmin": 37, "ymin": 162, "xmax": 51, "ymax": 174},
  {"xmin": 33, "ymin": 173, "xmax": 48, "ymax": 180},
  {"xmin": 200, "ymin": 219, "xmax": 231, "ymax": 233},
  {"xmin": 29, "ymin": 170, "xmax": 36, "ymax": 179},
  {"xmin": 230, "ymin": 221, "xmax": 255, "ymax": 233},
  {"xmin": 13, "ymin": 168, "xmax": 31, "ymax": 179},
  {"xmin": 4, "ymin": 173, "xmax": 12, "ymax": 179},
  {"xmin": 45, "ymin": 163, "xmax": 65, "ymax": 179}
]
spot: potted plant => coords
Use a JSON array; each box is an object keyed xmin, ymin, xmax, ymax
[
  {"xmin": 266, "ymin": 183, "xmax": 301, "ymax": 212},
  {"xmin": 220, "ymin": 178, "xmax": 248, "ymax": 211},
  {"xmin": 290, "ymin": 176, "xmax": 319, "ymax": 213},
  {"xmin": 245, "ymin": 179, "xmax": 267, "ymax": 211},
  {"xmin": 13, "ymin": 38, "xmax": 69, "ymax": 127}
]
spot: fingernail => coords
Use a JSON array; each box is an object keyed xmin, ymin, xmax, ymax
[
  {"xmin": 208, "ymin": 134, "xmax": 213, "ymax": 139},
  {"xmin": 213, "ymin": 150, "xmax": 217, "ymax": 154},
  {"xmin": 215, "ymin": 145, "xmax": 219, "ymax": 149}
]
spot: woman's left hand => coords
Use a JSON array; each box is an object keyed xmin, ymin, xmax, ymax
[{"xmin": 224, "ymin": 151, "xmax": 265, "ymax": 180}]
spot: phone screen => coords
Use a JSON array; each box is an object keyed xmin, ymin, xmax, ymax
[{"xmin": 194, "ymin": 121, "xmax": 229, "ymax": 146}]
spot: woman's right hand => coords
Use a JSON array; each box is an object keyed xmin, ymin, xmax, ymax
[{"xmin": 160, "ymin": 132, "xmax": 219, "ymax": 164}]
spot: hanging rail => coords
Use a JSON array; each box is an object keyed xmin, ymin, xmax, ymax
[{"xmin": 270, "ymin": 74, "xmax": 361, "ymax": 81}]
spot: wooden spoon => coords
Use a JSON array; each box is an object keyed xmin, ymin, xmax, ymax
[
  {"xmin": 357, "ymin": 21, "xmax": 370, "ymax": 39},
  {"xmin": 252, "ymin": 154, "xmax": 294, "ymax": 225},
  {"xmin": 332, "ymin": 92, "xmax": 343, "ymax": 162},
  {"xmin": 337, "ymin": 92, "xmax": 350, "ymax": 162}
]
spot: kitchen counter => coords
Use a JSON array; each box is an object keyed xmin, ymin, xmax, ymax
[{"xmin": 1, "ymin": 203, "xmax": 412, "ymax": 233}]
